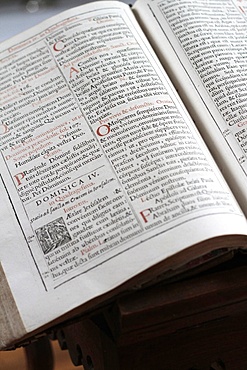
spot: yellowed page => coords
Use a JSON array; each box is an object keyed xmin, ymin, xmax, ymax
[{"xmin": 133, "ymin": 0, "xmax": 247, "ymax": 215}]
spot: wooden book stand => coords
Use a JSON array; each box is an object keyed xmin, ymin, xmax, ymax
[{"xmin": 25, "ymin": 256, "xmax": 247, "ymax": 370}]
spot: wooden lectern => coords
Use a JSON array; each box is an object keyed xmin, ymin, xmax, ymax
[{"xmin": 25, "ymin": 255, "xmax": 247, "ymax": 370}]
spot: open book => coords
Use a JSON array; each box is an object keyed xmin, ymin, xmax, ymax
[{"xmin": 1, "ymin": 0, "xmax": 247, "ymax": 350}]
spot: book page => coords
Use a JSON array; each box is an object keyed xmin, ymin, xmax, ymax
[
  {"xmin": 0, "ymin": 1, "xmax": 246, "ymax": 346},
  {"xmin": 133, "ymin": 0, "xmax": 247, "ymax": 215}
]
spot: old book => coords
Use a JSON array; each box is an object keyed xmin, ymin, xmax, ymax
[{"xmin": 0, "ymin": 0, "xmax": 247, "ymax": 350}]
